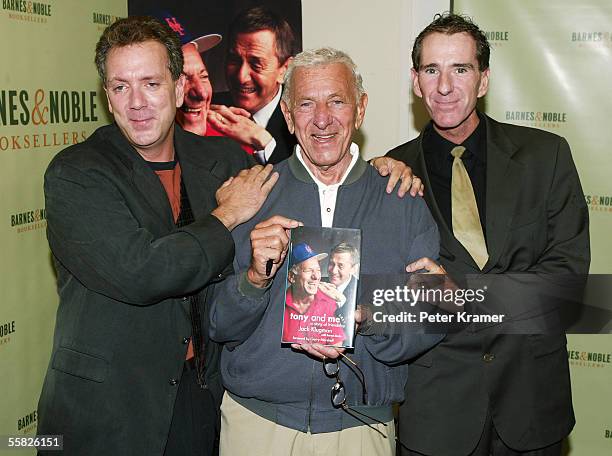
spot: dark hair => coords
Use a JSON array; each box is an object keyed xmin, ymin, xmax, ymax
[
  {"xmin": 330, "ymin": 242, "xmax": 360, "ymax": 266},
  {"xmin": 95, "ymin": 16, "xmax": 183, "ymax": 84},
  {"xmin": 412, "ymin": 12, "xmax": 490, "ymax": 71},
  {"xmin": 228, "ymin": 6, "xmax": 296, "ymax": 64}
]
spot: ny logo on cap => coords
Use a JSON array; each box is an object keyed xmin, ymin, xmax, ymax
[{"xmin": 165, "ymin": 17, "xmax": 185, "ymax": 36}]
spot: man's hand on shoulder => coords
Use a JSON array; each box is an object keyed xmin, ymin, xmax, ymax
[
  {"xmin": 212, "ymin": 165, "xmax": 279, "ymax": 231},
  {"xmin": 208, "ymin": 104, "xmax": 273, "ymax": 150},
  {"xmin": 318, "ymin": 282, "xmax": 345, "ymax": 305},
  {"xmin": 370, "ymin": 156, "xmax": 424, "ymax": 198}
]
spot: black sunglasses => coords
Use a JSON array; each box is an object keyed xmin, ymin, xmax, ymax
[
  {"xmin": 323, "ymin": 354, "xmax": 410, "ymax": 450},
  {"xmin": 323, "ymin": 354, "xmax": 388, "ymax": 437}
]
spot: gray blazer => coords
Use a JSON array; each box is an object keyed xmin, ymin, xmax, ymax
[{"xmin": 37, "ymin": 123, "xmax": 252, "ymax": 455}]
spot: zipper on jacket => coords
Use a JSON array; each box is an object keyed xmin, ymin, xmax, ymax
[{"xmin": 307, "ymin": 359, "xmax": 317, "ymax": 432}]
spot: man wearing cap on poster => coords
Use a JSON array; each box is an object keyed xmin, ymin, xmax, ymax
[
  {"xmin": 210, "ymin": 47, "xmax": 443, "ymax": 456},
  {"xmin": 283, "ymin": 243, "xmax": 346, "ymax": 346},
  {"xmin": 387, "ymin": 13, "xmax": 590, "ymax": 456},
  {"xmin": 156, "ymin": 12, "xmax": 415, "ymax": 185},
  {"xmin": 156, "ymin": 12, "xmax": 256, "ymax": 154},
  {"xmin": 36, "ymin": 16, "xmax": 278, "ymax": 456}
]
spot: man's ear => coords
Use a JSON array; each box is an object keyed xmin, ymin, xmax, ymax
[
  {"xmin": 277, "ymin": 56, "xmax": 293, "ymax": 84},
  {"xmin": 411, "ymin": 68, "xmax": 423, "ymax": 98},
  {"xmin": 477, "ymin": 68, "xmax": 490, "ymax": 98},
  {"xmin": 354, "ymin": 93, "xmax": 368, "ymax": 130},
  {"xmin": 103, "ymin": 86, "xmax": 113, "ymax": 114},
  {"xmin": 175, "ymin": 74, "xmax": 186, "ymax": 108},
  {"xmin": 280, "ymin": 99, "xmax": 295, "ymax": 134}
]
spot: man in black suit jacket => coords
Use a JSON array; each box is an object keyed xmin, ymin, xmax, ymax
[
  {"xmin": 387, "ymin": 13, "xmax": 590, "ymax": 456},
  {"xmin": 36, "ymin": 17, "xmax": 277, "ymax": 456},
  {"xmin": 210, "ymin": 6, "xmax": 297, "ymax": 164},
  {"xmin": 327, "ymin": 242, "xmax": 360, "ymax": 337}
]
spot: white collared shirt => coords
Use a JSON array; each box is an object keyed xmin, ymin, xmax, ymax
[
  {"xmin": 296, "ymin": 142, "xmax": 360, "ymax": 228},
  {"xmin": 252, "ymin": 87, "xmax": 282, "ymax": 164}
]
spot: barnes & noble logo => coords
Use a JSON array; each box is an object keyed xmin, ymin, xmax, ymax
[
  {"xmin": 585, "ymin": 194, "xmax": 612, "ymax": 213},
  {"xmin": 1, "ymin": 89, "xmax": 98, "ymax": 127},
  {"xmin": 92, "ymin": 12, "xmax": 119, "ymax": 25},
  {"xmin": 0, "ymin": 320, "xmax": 15, "ymax": 347},
  {"xmin": 567, "ymin": 349, "xmax": 611, "ymax": 368},
  {"xmin": 485, "ymin": 30, "xmax": 509, "ymax": 47},
  {"xmin": 0, "ymin": 89, "xmax": 98, "ymax": 151},
  {"xmin": 17, "ymin": 410, "xmax": 37, "ymax": 433},
  {"xmin": 2, "ymin": 0, "xmax": 51, "ymax": 23},
  {"xmin": 505, "ymin": 110, "xmax": 567, "ymax": 129},
  {"xmin": 571, "ymin": 31, "xmax": 612, "ymax": 49},
  {"xmin": 10, "ymin": 208, "xmax": 47, "ymax": 233},
  {"xmin": 92, "ymin": 11, "xmax": 122, "ymax": 30}
]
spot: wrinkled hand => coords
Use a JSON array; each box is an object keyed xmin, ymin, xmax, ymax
[
  {"xmin": 247, "ymin": 215, "xmax": 302, "ymax": 288},
  {"xmin": 318, "ymin": 281, "xmax": 346, "ymax": 304},
  {"xmin": 406, "ymin": 258, "xmax": 460, "ymax": 313},
  {"xmin": 212, "ymin": 165, "xmax": 278, "ymax": 231},
  {"xmin": 370, "ymin": 156, "xmax": 424, "ymax": 198},
  {"xmin": 291, "ymin": 343, "xmax": 344, "ymax": 360},
  {"xmin": 208, "ymin": 104, "xmax": 273, "ymax": 150},
  {"xmin": 406, "ymin": 257, "xmax": 447, "ymax": 274}
]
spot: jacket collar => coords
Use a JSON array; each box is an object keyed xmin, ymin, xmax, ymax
[{"xmin": 287, "ymin": 146, "xmax": 369, "ymax": 186}]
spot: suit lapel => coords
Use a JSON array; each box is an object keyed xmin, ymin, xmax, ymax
[
  {"xmin": 106, "ymin": 124, "xmax": 175, "ymax": 231},
  {"xmin": 174, "ymin": 126, "xmax": 224, "ymax": 219},
  {"xmin": 482, "ymin": 115, "xmax": 522, "ymax": 271}
]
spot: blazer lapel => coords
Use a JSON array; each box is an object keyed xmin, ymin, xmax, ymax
[
  {"xmin": 106, "ymin": 124, "xmax": 175, "ymax": 231},
  {"xmin": 482, "ymin": 115, "xmax": 522, "ymax": 272},
  {"xmin": 174, "ymin": 126, "xmax": 224, "ymax": 219}
]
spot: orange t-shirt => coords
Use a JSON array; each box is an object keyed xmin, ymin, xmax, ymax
[{"xmin": 154, "ymin": 162, "xmax": 194, "ymax": 360}]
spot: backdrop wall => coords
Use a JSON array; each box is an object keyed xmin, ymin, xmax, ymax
[{"xmin": 0, "ymin": 1, "xmax": 125, "ymax": 453}]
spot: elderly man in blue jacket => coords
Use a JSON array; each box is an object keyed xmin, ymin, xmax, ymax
[{"xmin": 210, "ymin": 47, "xmax": 443, "ymax": 456}]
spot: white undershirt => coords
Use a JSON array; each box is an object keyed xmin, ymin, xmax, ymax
[
  {"xmin": 296, "ymin": 142, "xmax": 360, "ymax": 228},
  {"xmin": 252, "ymin": 87, "xmax": 282, "ymax": 164}
]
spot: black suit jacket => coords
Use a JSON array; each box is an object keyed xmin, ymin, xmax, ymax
[
  {"xmin": 213, "ymin": 90, "xmax": 296, "ymax": 164},
  {"xmin": 37, "ymin": 124, "xmax": 252, "ymax": 456},
  {"xmin": 387, "ymin": 114, "xmax": 590, "ymax": 455}
]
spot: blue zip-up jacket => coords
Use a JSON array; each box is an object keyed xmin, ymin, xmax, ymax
[{"xmin": 210, "ymin": 152, "xmax": 443, "ymax": 433}]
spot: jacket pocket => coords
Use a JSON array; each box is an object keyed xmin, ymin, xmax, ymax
[
  {"xmin": 52, "ymin": 346, "xmax": 109, "ymax": 382},
  {"xmin": 527, "ymin": 334, "xmax": 567, "ymax": 358}
]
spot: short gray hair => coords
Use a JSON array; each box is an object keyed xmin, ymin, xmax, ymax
[{"xmin": 282, "ymin": 47, "xmax": 365, "ymax": 107}]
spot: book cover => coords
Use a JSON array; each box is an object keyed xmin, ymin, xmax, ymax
[{"xmin": 281, "ymin": 226, "xmax": 361, "ymax": 348}]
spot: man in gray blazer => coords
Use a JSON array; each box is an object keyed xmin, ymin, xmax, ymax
[
  {"xmin": 388, "ymin": 13, "xmax": 590, "ymax": 456},
  {"xmin": 36, "ymin": 16, "xmax": 277, "ymax": 456}
]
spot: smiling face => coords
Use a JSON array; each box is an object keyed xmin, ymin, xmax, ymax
[
  {"xmin": 281, "ymin": 62, "xmax": 367, "ymax": 183},
  {"xmin": 226, "ymin": 29, "xmax": 289, "ymax": 114},
  {"xmin": 412, "ymin": 32, "xmax": 489, "ymax": 143},
  {"xmin": 176, "ymin": 43, "xmax": 212, "ymax": 136},
  {"xmin": 328, "ymin": 252, "xmax": 356, "ymax": 287},
  {"xmin": 104, "ymin": 40, "xmax": 184, "ymax": 161},
  {"xmin": 290, "ymin": 257, "xmax": 322, "ymax": 298}
]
